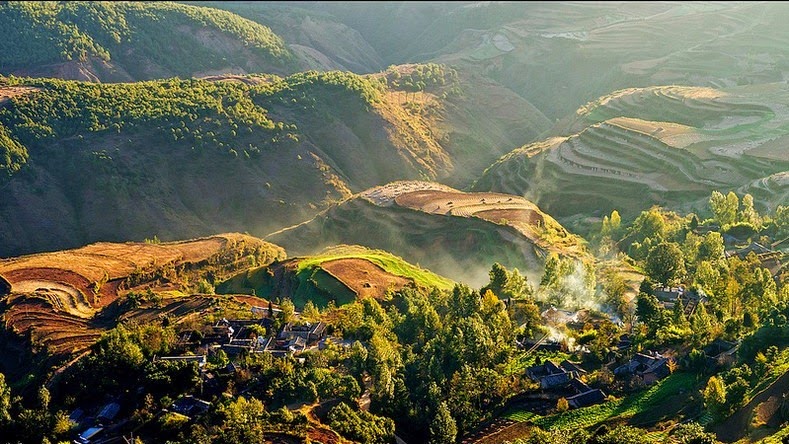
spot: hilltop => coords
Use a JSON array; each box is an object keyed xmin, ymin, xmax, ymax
[{"xmin": 267, "ymin": 181, "xmax": 589, "ymax": 285}]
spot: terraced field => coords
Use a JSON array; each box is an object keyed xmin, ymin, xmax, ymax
[
  {"xmin": 268, "ymin": 181, "xmax": 589, "ymax": 285},
  {"xmin": 475, "ymin": 85, "xmax": 789, "ymax": 222},
  {"xmin": 0, "ymin": 233, "xmax": 284, "ymax": 358}
]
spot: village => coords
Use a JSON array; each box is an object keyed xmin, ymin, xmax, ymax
[{"xmin": 64, "ymin": 220, "xmax": 785, "ymax": 444}]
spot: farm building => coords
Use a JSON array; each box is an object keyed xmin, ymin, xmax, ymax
[
  {"xmin": 567, "ymin": 388, "xmax": 606, "ymax": 409},
  {"xmin": 526, "ymin": 360, "xmax": 584, "ymax": 389},
  {"xmin": 614, "ymin": 351, "xmax": 670, "ymax": 385},
  {"xmin": 170, "ymin": 395, "xmax": 211, "ymax": 418}
]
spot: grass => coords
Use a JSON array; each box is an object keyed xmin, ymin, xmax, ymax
[
  {"xmin": 296, "ymin": 245, "xmax": 455, "ymax": 291},
  {"xmin": 525, "ymin": 372, "xmax": 698, "ymax": 430},
  {"xmin": 503, "ymin": 349, "xmax": 573, "ymax": 376},
  {"xmin": 218, "ymin": 245, "xmax": 455, "ymax": 309},
  {"xmin": 505, "ymin": 411, "xmax": 541, "ymax": 422}
]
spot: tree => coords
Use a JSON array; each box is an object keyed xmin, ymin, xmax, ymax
[
  {"xmin": 691, "ymin": 304, "xmax": 713, "ymax": 347},
  {"xmin": 485, "ymin": 263, "xmax": 509, "ymax": 298},
  {"xmin": 709, "ymin": 191, "xmax": 738, "ymax": 226},
  {"xmin": 703, "ymin": 375, "xmax": 727, "ymax": 420},
  {"xmin": 0, "ymin": 373, "xmax": 10, "ymax": 424},
  {"xmin": 697, "ymin": 232, "xmax": 724, "ymax": 264},
  {"xmin": 610, "ymin": 210, "xmax": 622, "ymax": 235},
  {"xmin": 302, "ymin": 300, "xmax": 320, "ymax": 323},
  {"xmin": 505, "ymin": 268, "xmax": 533, "ymax": 299},
  {"xmin": 645, "ymin": 242, "xmax": 686, "ymax": 286},
  {"xmin": 38, "ymin": 386, "xmax": 50, "ymax": 410},
  {"xmin": 673, "ymin": 295, "xmax": 689, "ymax": 328},
  {"xmin": 738, "ymin": 193, "xmax": 761, "ymax": 229},
  {"xmin": 278, "ymin": 298, "xmax": 295, "ymax": 325},
  {"xmin": 556, "ymin": 397, "xmax": 569, "ymax": 412},
  {"xmin": 636, "ymin": 293, "xmax": 666, "ymax": 334},
  {"xmin": 670, "ymin": 422, "xmax": 720, "ymax": 444},
  {"xmin": 428, "ymin": 402, "xmax": 457, "ymax": 444}
]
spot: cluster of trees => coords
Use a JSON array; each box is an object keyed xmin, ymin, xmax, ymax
[
  {"xmin": 0, "ymin": 2, "xmax": 292, "ymax": 74},
  {"xmin": 385, "ymin": 63, "xmax": 460, "ymax": 94},
  {"xmin": 606, "ymin": 192, "xmax": 787, "ymax": 347},
  {"xmin": 0, "ymin": 70, "xmax": 387, "ymax": 177},
  {"xmin": 320, "ymin": 281, "xmax": 519, "ymax": 443}
]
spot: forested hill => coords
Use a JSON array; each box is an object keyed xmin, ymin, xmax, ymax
[
  {"xmin": 0, "ymin": 1, "xmax": 295, "ymax": 81},
  {"xmin": 0, "ymin": 70, "xmax": 458, "ymax": 257}
]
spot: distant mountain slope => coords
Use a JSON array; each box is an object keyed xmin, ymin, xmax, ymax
[
  {"xmin": 195, "ymin": 1, "xmax": 386, "ymax": 73},
  {"xmin": 291, "ymin": 2, "xmax": 789, "ymax": 120},
  {"xmin": 0, "ymin": 1, "xmax": 295, "ymax": 81},
  {"xmin": 474, "ymin": 84, "xmax": 789, "ymax": 225},
  {"xmin": 217, "ymin": 244, "xmax": 454, "ymax": 308},
  {"xmin": 267, "ymin": 181, "xmax": 589, "ymax": 285}
]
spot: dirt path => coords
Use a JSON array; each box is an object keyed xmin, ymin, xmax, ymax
[{"xmin": 712, "ymin": 370, "xmax": 789, "ymax": 442}]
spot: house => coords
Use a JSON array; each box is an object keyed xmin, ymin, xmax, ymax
[
  {"xmin": 308, "ymin": 321, "xmax": 328, "ymax": 343},
  {"xmin": 170, "ymin": 395, "xmax": 211, "ymax": 418},
  {"xmin": 560, "ymin": 360, "xmax": 587, "ymax": 376},
  {"xmin": 704, "ymin": 339, "xmax": 738, "ymax": 368},
  {"xmin": 526, "ymin": 360, "xmax": 580, "ymax": 389},
  {"xmin": 203, "ymin": 324, "xmax": 233, "ymax": 344},
  {"xmin": 288, "ymin": 336, "xmax": 307, "ymax": 353},
  {"xmin": 541, "ymin": 306, "xmax": 583, "ymax": 326},
  {"xmin": 97, "ymin": 402, "xmax": 120, "ymax": 423},
  {"xmin": 725, "ymin": 242, "xmax": 783, "ymax": 277},
  {"xmin": 614, "ymin": 351, "xmax": 670, "ymax": 384},
  {"xmin": 616, "ymin": 334, "xmax": 632, "ymax": 351},
  {"xmin": 567, "ymin": 388, "xmax": 606, "ymax": 409},
  {"xmin": 73, "ymin": 427, "xmax": 103, "ymax": 444},
  {"xmin": 69, "ymin": 408, "xmax": 85, "ymax": 424}
]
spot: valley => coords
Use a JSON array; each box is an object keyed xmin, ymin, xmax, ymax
[{"xmin": 0, "ymin": 2, "xmax": 786, "ymax": 444}]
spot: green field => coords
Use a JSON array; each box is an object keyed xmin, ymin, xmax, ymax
[
  {"xmin": 296, "ymin": 245, "xmax": 455, "ymax": 291},
  {"xmin": 504, "ymin": 373, "xmax": 698, "ymax": 431},
  {"xmin": 217, "ymin": 245, "xmax": 454, "ymax": 308}
]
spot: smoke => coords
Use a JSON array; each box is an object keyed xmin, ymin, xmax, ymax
[{"xmin": 537, "ymin": 258, "xmax": 603, "ymax": 312}]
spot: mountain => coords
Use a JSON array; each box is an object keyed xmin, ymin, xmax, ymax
[
  {"xmin": 474, "ymin": 84, "xmax": 789, "ymax": 227},
  {"xmin": 0, "ymin": 1, "xmax": 295, "ymax": 81},
  {"xmin": 0, "ymin": 63, "xmax": 550, "ymax": 258},
  {"xmin": 267, "ymin": 180, "xmax": 589, "ymax": 285},
  {"xmin": 217, "ymin": 244, "xmax": 454, "ymax": 309}
]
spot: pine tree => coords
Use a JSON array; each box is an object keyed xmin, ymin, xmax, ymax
[{"xmin": 428, "ymin": 402, "xmax": 457, "ymax": 444}]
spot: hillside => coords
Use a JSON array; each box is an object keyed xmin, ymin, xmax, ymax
[
  {"xmin": 474, "ymin": 84, "xmax": 789, "ymax": 226},
  {"xmin": 267, "ymin": 181, "xmax": 589, "ymax": 285},
  {"xmin": 217, "ymin": 244, "xmax": 454, "ymax": 308},
  {"xmin": 0, "ymin": 73, "xmax": 437, "ymax": 257},
  {"xmin": 0, "ymin": 233, "xmax": 283, "ymax": 371},
  {"xmin": 0, "ymin": 64, "xmax": 550, "ymax": 258},
  {"xmin": 0, "ymin": 1, "xmax": 295, "ymax": 81}
]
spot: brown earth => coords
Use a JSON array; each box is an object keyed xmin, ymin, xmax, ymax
[
  {"xmin": 320, "ymin": 258, "xmax": 411, "ymax": 300},
  {"xmin": 0, "ymin": 86, "xmax": 39, "ymax": 104}
]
